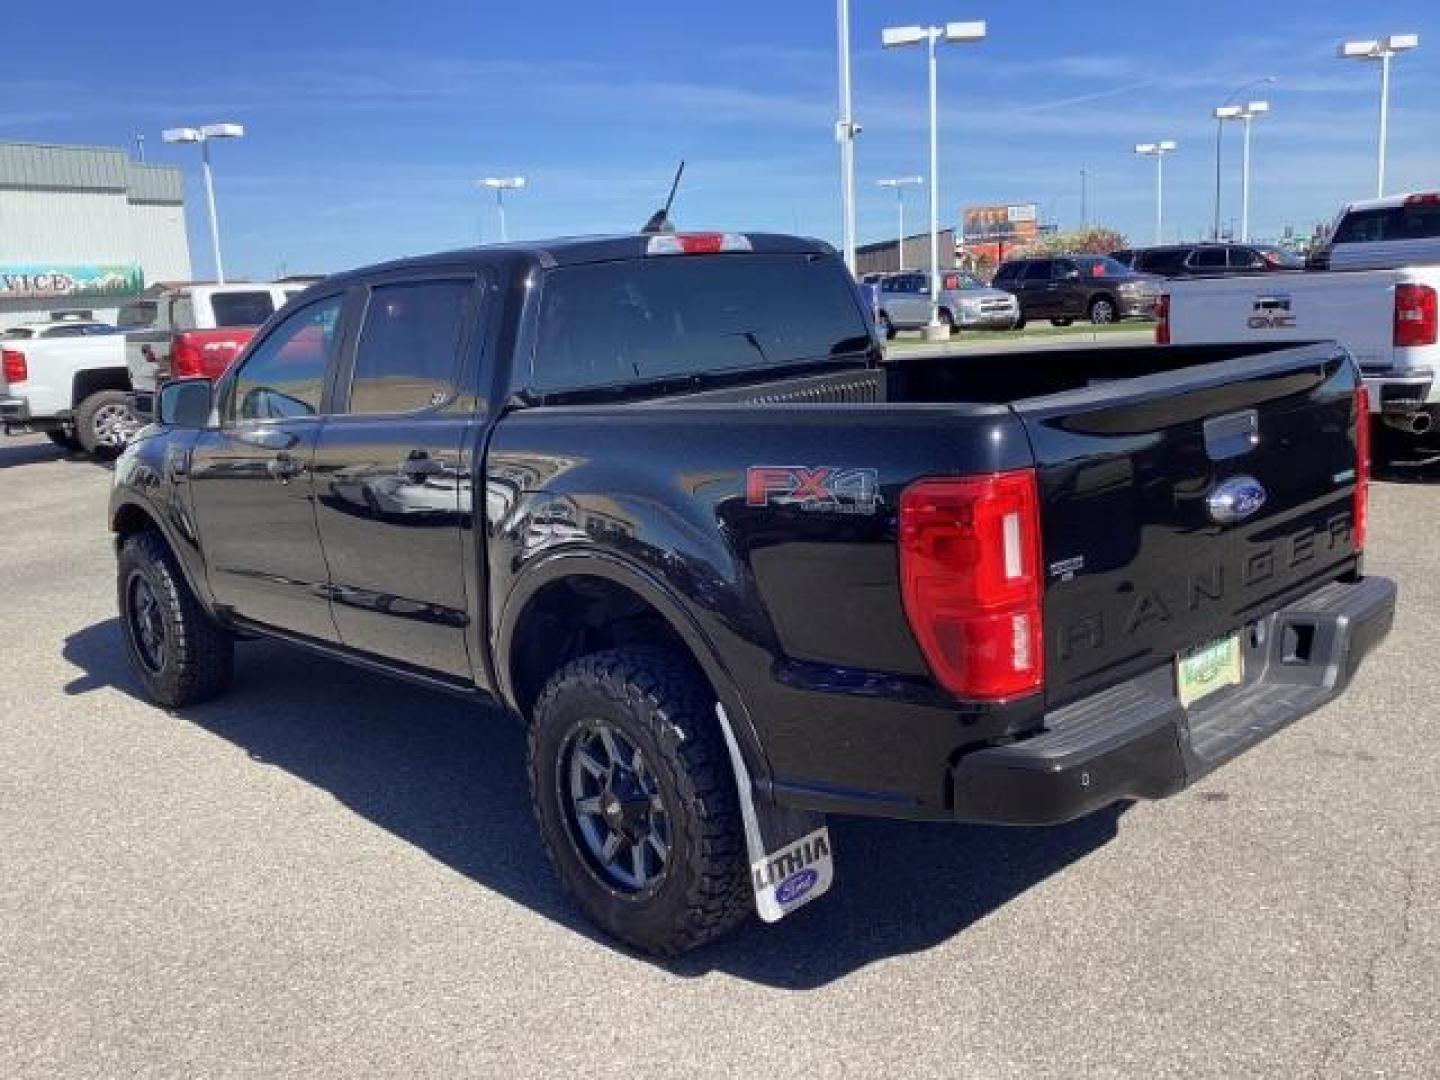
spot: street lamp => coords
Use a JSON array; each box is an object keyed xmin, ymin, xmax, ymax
[
  {"xmin": 1215, "ymin": 101, "xmax": 1269, "ymax": 242},
  {"xmin": 882, "ymin": 20, "xmax": 987, "ymax": 341},
  {"xmin": 1134, "ymin": 141, "xmax": 1177, "ymax": 245},
  {"xmin": 1337, "ymin": 34, "xmax": 1420, "ymax": 196},
  {"xmin": 877, "ymin": 176, "xmax": 923, "ymax": 271},
  {"xmin": 836, "ymin": 0, "xmax": 860, "ymax": 275},
  {"xmin": 162, "ymin": 122, "xmax": 245, "ymax": 283},
  {"xmin": 480, "ymin": 177, "xmax": 526, "ymax": 243},
  {"xmin": 1212, "ymin": 76, "xmax": 1275, "ymax": 239}
]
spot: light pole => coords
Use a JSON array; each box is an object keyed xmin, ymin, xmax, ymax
[
  {"xmin": 1212, "ymin": 76, "xmax": 1275, "ymax": 239},
  {"xmin": 1080, "ymin": 168, "xmax": 1089, "ymax": 228},
  {"xmin": 1215, "ymin": 101, "xmax": 1268, "ymax": 241},
  {"xmin": 1338, "ymin": 35, "xmax": 1420, "ymax": 197},
  {"xmin": 1134, "ymin": 141, "xmax": 1177, "ymax": 245},
  {"xmin": 882, "ymin": 20, "xmax": 987, "ymax": 340},
  {"xmin": 162, "ymin": 123, "xmax": 244, "ymax": 283},
  {"xmin": 480, "ymin": 177, "xmax": 526, "ymax": 243},
  {"xmin": 877, "ymin": 176, "xmax": 923, "ymax": 270},
  {"xmin": 836, "ymin": 0, "xmax": 860, "ymax": 275}
]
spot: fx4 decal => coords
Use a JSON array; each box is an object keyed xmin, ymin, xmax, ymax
[{"xmin": 745, "ymin": 465, "xmax": 881, "ymax": 515}]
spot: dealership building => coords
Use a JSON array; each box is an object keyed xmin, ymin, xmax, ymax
[{"xmin": 0, "ymin": 141, "xmax": 190, "ymax": 331}]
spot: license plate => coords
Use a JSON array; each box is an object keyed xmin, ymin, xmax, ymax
[{"xmin": 1176, "ymin": 632, "xmax": 1244, "ymax": 708}]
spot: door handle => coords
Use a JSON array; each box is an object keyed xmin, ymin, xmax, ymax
[
  {"xmin": 267, "ymin": 452, "xmax": 304, "ymax": 483},
  {"xmin": 401, "ymin": 450, "xmax": 445, "ymax": 481}
]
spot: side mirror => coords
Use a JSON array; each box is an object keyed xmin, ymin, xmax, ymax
[{"xmin": 158, "ymin": 378, "xmax": 214, "ymax": 428}]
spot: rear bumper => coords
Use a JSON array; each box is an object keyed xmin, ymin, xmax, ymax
[{"xmin": 951, "ymin": 575, "xmax": 1396, "ymax": 825}]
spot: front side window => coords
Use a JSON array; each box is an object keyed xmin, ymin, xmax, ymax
[
  {"xmin": 210, "ymin": 291, "xmax": 277, "ymax": 328},
  {"xmin": 1190, "ymin": 247, "xmax": 1227, "ymax": 269},
  {"xmin": 228, "ymin": 294, "xmax": 343, "ymax": 422},
  {"xmin": 346, "ymin": 279, "xmax": 471, "ymax": 414}
]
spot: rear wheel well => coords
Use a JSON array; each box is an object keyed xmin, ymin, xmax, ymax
[
  {"xmin": 73, "ymin": 367, "xmax": 131, "ymax": 409},
  {"xmin": 508, "ymin": 576, "xmax": 703, "ymax": 719}
]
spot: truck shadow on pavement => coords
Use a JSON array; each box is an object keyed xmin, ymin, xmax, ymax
[{"xmin": 64, "ymin": 618, "xmax": 1123, "ymax": 989}]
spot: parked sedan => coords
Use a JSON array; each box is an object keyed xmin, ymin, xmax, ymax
[
  {"xmin": 874, "ymin": 270, "xmax": 1020, "ymax": 337},
  {"xmin": 991, "ymin": 256, "xmax": 1161, "ymax": 326}
]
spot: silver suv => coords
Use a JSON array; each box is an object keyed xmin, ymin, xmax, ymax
[{"xmin": 875, "ymin": 271, "xmax": 1020, "ymax": 338}]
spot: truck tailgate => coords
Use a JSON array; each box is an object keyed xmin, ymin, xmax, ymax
[
  {"xmin": 1014, "ymin": 343, "xmax": 1361, "ymax": 708},
  {"xmin": 1168, "ymin": 270, "xmax": 1398, "ymax": 370}
]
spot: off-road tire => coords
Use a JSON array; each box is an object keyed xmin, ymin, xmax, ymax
[
  {"xmin": 529, "ymin": 647, "xmax": 751, "ymax": 956},
  {"xmin": 76, "ymin": 390, "xmax": 137, "ymax": 457},
  {"xmin": 118, "ymin": 529, "xmax": 234, "ymax": 707}
]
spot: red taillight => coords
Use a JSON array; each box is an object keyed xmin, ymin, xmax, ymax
[
  {"xmin": 898, "ymin": 470, "xmax": 1044, "ymax": 701},
  {"xmin": 2, "ymin": 348, "xmax": 26, "ymax": 384},
  {"xmin": 646, "ymin": 232, "xmax": 753, "ymax": 255},
  {"xmin": 1393, "ymin": 284, "xmax": 1437, "ymax": 347},
  {"xmin": 1155, "ymin": 293, "xmax": 1171, "ymax": 345},
  {"xmin": 1353, "ymin": 384, "xmax": 1370, "ymax": 554},
  {"xmin": 1403, "ymin": 192, "xmax": 1440, "ymax": 207},
  {"xmin": 172, "ymin": 333, "xmax": 204, "ymax": 378}
]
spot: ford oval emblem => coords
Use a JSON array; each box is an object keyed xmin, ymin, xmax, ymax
[
  {"xmin": 1206, "ymin": 475, "xmax": 1267, "ymax": 525},
  {"xmin": 774, "ymin": 868, "xmax": 819, "ymax": 906}
]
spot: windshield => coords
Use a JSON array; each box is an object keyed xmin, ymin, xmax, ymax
[{"xmin": 533, "ymin": 254, "xmax": 871, "ymax": 392}]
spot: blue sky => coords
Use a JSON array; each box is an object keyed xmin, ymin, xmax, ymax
[{"xmin": 6, "ymin": 1, "xmax": 1437, "ymax": 278}]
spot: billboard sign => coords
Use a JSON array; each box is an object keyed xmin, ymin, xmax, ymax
[
  {"xmin": 961, "ymin": 204, "xmax": 1039, "ymax": 242},
  {"xmin": 0, "ymin": 263, "xmax": 144, "ymax": 301}
]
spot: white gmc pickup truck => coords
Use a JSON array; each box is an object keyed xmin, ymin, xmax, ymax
[{"xmin": 1164, "ymin": 193, "xmax": 1440, "ymax": 455}]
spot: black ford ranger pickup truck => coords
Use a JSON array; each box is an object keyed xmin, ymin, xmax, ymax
[{"xmin": 109, "ymin": 232, "xmax": 1395, "ymax": 955}]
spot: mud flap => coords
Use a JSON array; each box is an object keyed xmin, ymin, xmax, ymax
[{"xmin": 715, "ymin": 704, "xmax": 833, "ymax": 922}]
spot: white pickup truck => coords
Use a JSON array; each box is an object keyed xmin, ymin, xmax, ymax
[
  {"xmin": 1163, "ymin": 192, "xmax": 1440, "ymax": 453},
  {"xmin": 1, "ymin": 281, "xmax": 309, "ymax": 456}
]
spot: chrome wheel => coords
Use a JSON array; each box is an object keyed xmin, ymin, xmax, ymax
[
  {"xmin": 125, "ymin": 571, "xmax": 167, "ymax": 674},
  {"xmin": 92, "ymin": 401, "xmax": 139, "ymax": 449},
  {"xmin": 561, "ymin": 721, "xmax": 672, "ymax": 893}
]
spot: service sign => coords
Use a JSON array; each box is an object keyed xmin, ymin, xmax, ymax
[{"xmin": 0, "ymin": 263, "xmax": 144, "ymax": 301}]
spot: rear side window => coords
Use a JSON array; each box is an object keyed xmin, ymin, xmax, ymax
[
  {"xmin": 1136, "ymin": 248, "xmax": 1186, "ymax": 274},
  {"xmin": 347, "ymin": 280, "xmax": 471, "ymax": 414},
  {"xmin": 533, "ymin": 254, "xmax": 870, "ymax": 392},
  {"xmin": 210, "ymin": 291, "xmax": 277, "ymax": 327},
  {"xmin": 1020, "ymin": 261, "xmax": 1053, "ymax": 282},
  {"xmin": 1189, "ymin": 247, "xmax": 1227, "ymax": 269},
  {"xmin": 229, "ymin": 294, "xmax": 343, "ymax": 421}
]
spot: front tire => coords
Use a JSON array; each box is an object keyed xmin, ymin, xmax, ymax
[
  {"xmin": 937, "ymin": 308, "xmax": 956, "ymax": 335},
  {"xmin": 118, "ymin": 530, "xmax": 234, "ymax": 707},
  {"xmin": 878, "ymin": 312, "xmax": 896, "ymax": 340},
  {"xmin": 1050, "ymin": 318, "xmax": 1074, "ymax": 327},
  {"xmin": 529, "ymin": 648, "xmax": 750, "ymax": 956},
  {"xmin": 76, "ymin": 390, "xmax": 138, "ymax": 457}
]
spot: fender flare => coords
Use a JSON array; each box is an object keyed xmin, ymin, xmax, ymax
[
  {"xmin": 109, "ymin": 493, "xmax": 219, "ymax": 618},
  {"xmin": 494, "ymin": 549, "xmax": 773, "ymax": 790}
]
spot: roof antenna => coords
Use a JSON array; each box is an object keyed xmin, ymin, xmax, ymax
[{"xmin": 641, "ymin": 160, "xmax": 685, "ymax": 234}]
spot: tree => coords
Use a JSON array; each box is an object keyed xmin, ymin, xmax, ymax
[{"xmin": 1006, "ymin": 226, "xmax": 1127, "ymax": 260}]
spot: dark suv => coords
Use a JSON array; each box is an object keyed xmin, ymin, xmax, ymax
[
  {"xmin": 1111, "ymin": 243, "xmax": 1302, "ymax": 277},
  {"xmin": 991, "ymin": 255, "xmax": 1160, "ymax": 326}
]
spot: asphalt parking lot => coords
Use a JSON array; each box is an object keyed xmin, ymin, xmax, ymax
[{"xmin": 2, "ymin": 430, "xmax": 1436, "ymax": 1078}]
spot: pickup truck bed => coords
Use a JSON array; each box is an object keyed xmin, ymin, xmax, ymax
[{"xmin": 109, "ymin": 233, "xmax": 1394, "ymax": 954}]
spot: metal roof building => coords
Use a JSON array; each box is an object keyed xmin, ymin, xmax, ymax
[{"xmin": 0, "ymin": 141, "xmax": 190, "ymax": 329}]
